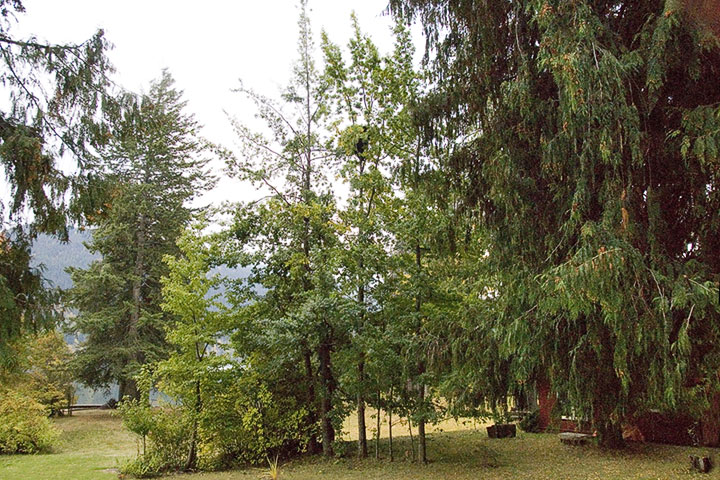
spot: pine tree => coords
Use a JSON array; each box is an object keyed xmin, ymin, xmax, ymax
[{"xmin": 68, "ymin": 71, "xmax": 214, "ymax": 401}]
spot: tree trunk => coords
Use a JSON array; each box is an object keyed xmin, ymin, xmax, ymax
[
  {"xmin": 303, "ymin": 347, "xmax": 320, "ymax": 454},
  {"xmin": 375, "ymin": 389, "xmax": 381, "ymax": 459},
  {"xmin": 593, "ymin": 325, "xmax": 625, "ymax": 449},
  {"xmin": 118, "ymin": 378, "xmax": 126, "ymax": 403},
  {"xmin": 357, "ymin": 353, "xmax": 367, "ymax": 458},
  {"xmin": 184, "ymin": 378, "xmax": 202, "ymax": 471},
  {"xmin": 126, "ymin": 211, "xmax": 146, "ymax": 403},
  {"xmin": 185, "ymin": 423, "xmax": 198, "ymax": 471},
  {"xmin": 186, "ymin": 382, "xmax": 202, "ymax": 471},
  {"xmin": 388, "ymin": 394, "xmax": 393, "ymax": 462},
  {"xmin": 537, "ymin": 371, "xmax": 556, "ymax": 431},
  {"xmin": 700, "ymin": 391, "xmax": 720, "ymax": 447},
  {"xmin": 407, "ymin": 417, "xmax": 415, "ymax": 462},
  {"xmin": 417, "ymin": 384, "xmax": 427, "ymax": 464},
  {"xmin": 318, "ymin": 341, "xmax": 335, "ymax": 456},
  {"xmin": 118, "ymin": 377, "xmax": 139, "ymax": 402},
  {"xmin": 414, "ymin": 242, "xmax": 427, "ymax": 464},
  {"xmin": 596, "ymin": 421, "xmax": 625, "ymax": 449}
]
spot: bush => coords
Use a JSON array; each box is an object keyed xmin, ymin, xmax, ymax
[
  {"xmin": 118, "ymin": 369, "xmax": 311, "ymax": 475},
  {"xmin": 0, "ymin": 390, "xmax": 60, "ymax": 453},
  {"xmin": 116, "ymin": 398, "xmax": 155, "ymax": 455},
  {"xmin": 117, "ymin": 402, "xmax": 192, "ymax": 477},
  {"xmin": 198, "ymin": 375, "xmax": 310, "ymax": 469},
  {"xmin": 519, "ymin": 409, "xmax": 541, "ymax": 433}
]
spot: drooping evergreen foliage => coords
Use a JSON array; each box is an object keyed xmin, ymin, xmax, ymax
[
  {"xmin": 389, "ymin": 0, "xmax": 720, "ymax": 446},
  {"xmin": 0, "ymin": 0, "xmax": 111, "ymax": 362},
  {"xmin": 68, "ymin": 71, "xmax": 214, "ymax": 401}
]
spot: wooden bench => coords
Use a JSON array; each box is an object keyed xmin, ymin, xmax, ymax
[
  {"xmin": 59, "ymin": 404, "xmax": 107, "ymax": 415},
  {"xmin": 559, "ymin": 432, "xmax": 593, "ymax": 446}
]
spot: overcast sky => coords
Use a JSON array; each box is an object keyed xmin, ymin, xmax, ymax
[{"xmin": 15, "ymin": 1, "xmax": 418, "ymax": 207}]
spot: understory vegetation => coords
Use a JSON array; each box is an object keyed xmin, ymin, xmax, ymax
[{"xmin": 2, "ymin": 411, "xmax": 719, "ymax": 480}]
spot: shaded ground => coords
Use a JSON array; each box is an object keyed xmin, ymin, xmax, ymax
[{"xmin": 1, "ymin": 409, "xmax": 718, "ymax": 479}]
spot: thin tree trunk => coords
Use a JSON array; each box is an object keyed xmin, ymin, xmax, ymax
[
  {"xmin": 303, "ymin": 347, "xmax": 320, "ymax": 454},
  {"xmin": 414, "ymin": 242, "xmax": 427, "ymax": 464},
  {"xmin": 375, "ymin": 389, "xmax": 381, "ymax": 459},
  {"xmin": 356, "ymin": 237, "xmax": 368, "ymax": 457},
  {"xmin": 318, "ymin": 341, "xmax": 335, "ymax": 456},
  {"xmin": 184, "ymin": 380, "xmax": 202, "ymax": 471},
  {"xmin": 417, "ymin": 395, "xmax": 427, "ymax": 464},
  {"xmin": 408, "ymin": 417, "xmax": 415, "ymax": 462},
  {"xmin": 357, "ymin": 352, "xmax": 367, "ymax": 457},
  {"xmin": 388, "ymin": 385, "xmax": 393, "ymax": 462}
]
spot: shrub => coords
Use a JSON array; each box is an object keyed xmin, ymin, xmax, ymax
[
  {"xmin": 519, "ymin": 409, "xmax": 541, "ymax": 433},
  {"xmin": 199, "ymin": 375, "xmax": 310, "ymax": 468},
  {"xmin": 117, "ymin": 402, "xmax": 192, "ymax": 477},
  {"xmin": 116, "ymin": 398, "xmax": 155, "ymax": 455},
  {"xmin": 0, "ymin": 390, "xmax": 60, "ymax": 453}
]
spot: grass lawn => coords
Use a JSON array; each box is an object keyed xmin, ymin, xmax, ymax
[
  {"xmin": 0, "ymin": 410, "xmax": 135, "ymax": 480},
  {"xmin": 1, "ymin": 409, "xmax": 718, "ymax": 479}
]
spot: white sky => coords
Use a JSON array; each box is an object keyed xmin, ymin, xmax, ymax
[{"xmin": 15, "ymin": 0, "xmax": 418, "ymax": 208}]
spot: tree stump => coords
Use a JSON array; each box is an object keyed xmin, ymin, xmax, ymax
[{"xmin": 487, "ymin": 424, "xmax": 516, "ymax": 438}]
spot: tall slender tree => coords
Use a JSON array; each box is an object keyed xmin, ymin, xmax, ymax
[
  {"xmin": 157, "ymin": 220, "xmax": 231, "ymax": 471},
  {"xmin": 225, "ymin": 0, "xmax": 343, "ymax": 456},
  {"xmin": 322, "ymin": 16, "xmax": 398, "ymax": 458}
]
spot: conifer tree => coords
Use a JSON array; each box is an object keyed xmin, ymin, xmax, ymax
[
  {"xmin": 68, "ymin": 71, "xmax": 213, "ymax": 401},
  {"xmin": 389, "ymin": 0, "xmax": 720, "ymax": 447},
  {"xmin": 0, "ymin": 0, "xmax": 111, "ymax": 362}
]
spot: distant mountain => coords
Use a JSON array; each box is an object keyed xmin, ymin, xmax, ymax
[
  {"xmin": 30, "ymin": 227, "xmax": 254, "ymax": 297},
  {"xmin": 30, "ymin": 228, "xmax": 98, "ymax": 290}
]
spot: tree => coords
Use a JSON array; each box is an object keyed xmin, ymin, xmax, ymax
[
  {"xmin": 0, "ymin": 330, "xmax": 75, "ymax": 415},
  {"xmin": 157, "ymin": 221, "xmax": 230, "ymax": 471},
  {"xmin": 0, "ymin": 0, "xmax": 111, "ymax": 363},
  {"xmin": 389, "ymin": 0, "xmax": 720, "ymax": 447},
  {"xmin": 68, "ymin": 71, "xmax": 214, "ymax": 401},
  {"xmin": 321, "ymin": 16, "xmax": 398, "ymax": 458},
  {"xmin": 225, "ymin": 0, "xmax": 343, "ymax": 456}
]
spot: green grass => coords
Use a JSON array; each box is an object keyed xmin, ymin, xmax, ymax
[
  {"xmin": 0, "ymin": 410, "xmax": 135, "ymax": 480},
  {"xmin": 1, "ymin": 410, "xmax": 719, "ymax": 480}
]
